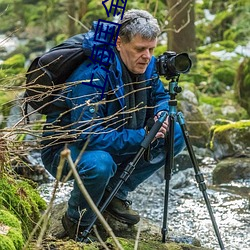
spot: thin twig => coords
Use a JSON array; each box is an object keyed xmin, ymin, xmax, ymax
[
  {"xmin": 68, "ymin": 14, "xmax": 90, "ymax": 32},
  {"xmin": 134, "ymin": 220, "xmax": 142, "ymax": 250},
  {"xmin": 22, "ymin": 154, "xmax": 65, "ymax": 249},
  {"xmin": 93, "ymin": 225, "xmax": 110, "ymax": 250},
  {"xmin": 61, "ymin": 148, "xmax": 124, "ymax": 250}
]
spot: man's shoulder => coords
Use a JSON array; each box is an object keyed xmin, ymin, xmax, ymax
[{"xmin": 145, "ymin": 56, "xmax": 157, "ymax": 79}]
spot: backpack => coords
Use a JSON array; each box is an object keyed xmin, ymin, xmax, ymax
[{"xmin": 24, "ymin": 34, "xmax": 92, "ymax": 115}]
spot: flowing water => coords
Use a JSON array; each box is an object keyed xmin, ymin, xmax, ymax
[{"xmin": 38, "ymin": 156, "xmax": 250, "ymax": 250}]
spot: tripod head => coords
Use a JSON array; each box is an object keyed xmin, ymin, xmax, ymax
[
  {"xmin": 168, "ymin": 76, "xmax": 182, "ymax": 100},
  {"xmin": 156, "ymin": 51, "xmax": 192, "ymax": 100}
]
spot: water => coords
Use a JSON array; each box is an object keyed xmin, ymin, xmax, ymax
[{"xmin": 38, "ymin": 157, "xmax": 250, "ymax": 250}]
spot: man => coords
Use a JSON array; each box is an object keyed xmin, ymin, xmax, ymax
[{"xmin": 41, "ymin": 9, "xmax": 185, "ymax": 241}]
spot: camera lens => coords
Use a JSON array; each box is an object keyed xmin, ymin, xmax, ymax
[{"xmin": 174, "ymin": 53, "xmax": 192, "ymax": 73}]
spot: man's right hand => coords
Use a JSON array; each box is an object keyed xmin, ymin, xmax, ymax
[{"xmin": 154, "ymin": 112, "xmax": 169, "ymax": 139}]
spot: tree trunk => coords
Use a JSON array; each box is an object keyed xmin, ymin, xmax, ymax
[
  {"xmin": 67, "ymin": 0, "xmax": 77, "ymax": 36},
  {"xmin": 167, "ymin": 0, "xmax": 196, "ymax": 62},
  {"xmin": 78, "ymin": 0, "xmax": 88, "ymax": 20}
]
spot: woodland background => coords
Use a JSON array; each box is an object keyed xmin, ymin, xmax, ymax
[{"xmin": 0, "ymin": 0, "xmax": 250, "ymax": 124}]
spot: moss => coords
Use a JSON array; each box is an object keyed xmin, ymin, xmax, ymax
[
  {"xmin": 209, "ymin": 120, "xmax": 250, "ymax": 151},
  {"xmin": 7, "ymin": 228, "xmax": 24, "ymax": 249},
  {"xmin": 0, "ymin": 175, "xmax": 47, "ymax": 239},
  {"xmin": 213, "ymin": 120, "xmax": 250, "ymax": 133},
  {"xmin": 0, "ymin": 209, "xmax": 21, "ymax": 229},
  {"xmin": 1, "ymin": 54, "xmax": 25, "ymax": 69},
  {"xmin": 0, "ymin": 209, "xmax": 24, "ymax": 249},
  {"xmin": 0, "ymin": 235, "xmax": 16, "ymax": 250},
  {"xmin": 213, "ymin": 67, "xmax": 235, "ymax": 86},
  {"xmin": 105, "ymin": 237, "xmax": 208, "ymax": 250},
  {"xmin": 0, "ymin": 54, "xmax": 26, "ymax": 86},
  {"xmin": 199, "ymin": 95, "xmax": 224, "ymax": 107}
]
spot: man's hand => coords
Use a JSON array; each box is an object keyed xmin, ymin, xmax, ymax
[{"xmin": 154, "ymin": 111, "xmax": 169, "ymax": 139}]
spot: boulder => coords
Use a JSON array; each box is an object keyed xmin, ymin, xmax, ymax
[
  {"xmin": 209, "ymin": 120, "xmax": 250, "ymax": 160},
  {"xmin": 213, "ymin": 157, "xmax": 250, "ymax": 184},
  {"xmin": 179, "ymin": 100, "xmax": 211, "ymax": 148},
  {"xmin": 42, "ymin": 201, "xmax": 211, "ymax": 250}
]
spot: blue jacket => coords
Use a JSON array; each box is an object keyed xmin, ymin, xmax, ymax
[{"xmin": 44, "ymin": 22, "xmax": 170, "ymax": 156}]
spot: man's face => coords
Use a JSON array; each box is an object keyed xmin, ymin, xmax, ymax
[{"xmin": 116, "ymin": 35, "xmax": 157, "ymax": 74}]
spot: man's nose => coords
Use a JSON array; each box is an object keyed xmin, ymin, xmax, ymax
[{"xmin": 142, "ymin": 49, "xmax": 151, "ymax": 59}]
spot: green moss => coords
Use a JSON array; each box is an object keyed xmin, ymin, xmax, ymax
[
  {"xmin": 0, "ymin": 209, "xmax": 21, "ymax": 229},
  {"xmin": 0, "ymin": 175, "xmax": 47, "ymax": 239},
  {"xmin": 199, "ymin": 95, "xmax": 224, "ymax": 107},
  {"xmin": 105, "ymin": 237, "xmax": 206, "ymax": 250},
  {"xmin": 7, "ymin": 228, "xmax": 24, "ymax": 249},
  {"xmin": 213, "ymin": 67, "xmax": 235, "ymax": 86},
  {"xmin": 1, "ymin": 54, "xmax": 25, "ymax": 69},
  {"xmin": 209, "ymin": 120, "xmax": 250, "ymax": 150},
  {"xmin": 0, "ymin": 235, "xmax": 16, "ymax": 250},
  {"xmin": 213, "ymin": 120, "xmax": 250, "ymax": 133},
  {"xmin": 0, "ymin": 209, "xmax": 24, "ymax": 249},
  {"xmin": 0, "ymin": 54, "xmax": 26, "ymax": 86}
]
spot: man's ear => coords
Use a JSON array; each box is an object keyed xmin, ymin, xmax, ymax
[{"xmin": 116, "ymin": 36, "xmax": 121, "ymax": 51}]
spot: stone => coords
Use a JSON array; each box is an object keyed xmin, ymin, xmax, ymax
[
  {"xmin": 213, "ymin": 157, "xmax": 250, "ymax": 184},
  {"xmin": 209, "ymin": 120, "xmax": 250, "ymax": 160}
]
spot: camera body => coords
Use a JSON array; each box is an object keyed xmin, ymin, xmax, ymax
[{"xmin": 156, "ymin": 51, "xmax": 192, "ymax": 79}]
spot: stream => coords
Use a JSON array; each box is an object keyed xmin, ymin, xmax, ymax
[{"xmin": 38, "ymin": 155, "xmax": 250, "ymax": 250}]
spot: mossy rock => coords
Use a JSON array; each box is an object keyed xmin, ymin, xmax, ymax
[
  {"xmin": 209, "ymin": 120, "xmax": 250, "ymax": 160},
  {"xmin": 0, "ymin": 209, "xmax": 24, "ymax": 250},
  {"xmin": 0, "ymin": 174, "xmax": 47, "ymax": 239},
  {"xmin": 106, "ymin": 237, "xmax": 210, "ymax": 250}
]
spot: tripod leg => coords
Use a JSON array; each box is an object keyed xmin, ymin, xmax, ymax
[
  {"xmin": 162, "ymin": 114, "xmax": 175, "ymax": 243},
  {"xmin": 81, "ymin": 112, "xmax": 168, "ymax": 240},
  {"xmin": 177, "ymin": 112, "xmax": 225, "ymax": 250}
]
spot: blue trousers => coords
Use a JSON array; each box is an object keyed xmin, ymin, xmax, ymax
[{"xmin": 41, "ymin": 123, "xmax": 185, "ymax": 226}]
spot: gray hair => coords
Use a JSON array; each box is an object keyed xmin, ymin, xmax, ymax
[{"xmin": 118, "ymin": 9, "xmax": 160, "ymax": 43}]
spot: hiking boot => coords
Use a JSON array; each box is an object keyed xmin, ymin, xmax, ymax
[
  {"xmin": 61, "ymin": 213, "xmax": 97, "ymax": 243},
  {"xmin": 105, "ymin": 196, "xmax": 140, "ymax": 225}
]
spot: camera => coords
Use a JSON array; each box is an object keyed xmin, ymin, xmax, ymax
[{"xmin": 156, "ymin": 51, "xmax": 192, "ymax": 79}]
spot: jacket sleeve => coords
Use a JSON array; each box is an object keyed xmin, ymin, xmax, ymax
[{"xmin": 66, "ymin": 63, "xmax": 146, "ymax": 156}]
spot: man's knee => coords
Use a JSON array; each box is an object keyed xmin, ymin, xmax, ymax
[{"xmin": 77, "ymin": 150, "xmax": 117, "ymax": 181}]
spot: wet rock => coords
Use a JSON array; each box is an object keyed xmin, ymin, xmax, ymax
[
  {"xmin": 213, "ymin": 157, "xmax": 250, "ymax": 184},
  {"xmin": 209, "ymin": 119, "xmax": 250, "ymax": 160},
  {"xmin": 170, "ymin": 168, "xmax": 193, "ymax": 189},
  {"xmin": 45, "ymin": 202, "xmax": 210, "ymax": 250}
]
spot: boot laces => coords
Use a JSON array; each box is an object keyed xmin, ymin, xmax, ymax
[{"xmin": 123, "ymin": 200, "xmax": 132, "ymax": 209}]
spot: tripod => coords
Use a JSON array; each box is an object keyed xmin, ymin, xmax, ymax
[
  {"xmin": 161, "ymin": 77, "xmax": 225, "ymax": 249},
  {"xmin": 82, "ymin": 77, "xmax": 225, "ymax": 250}
]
